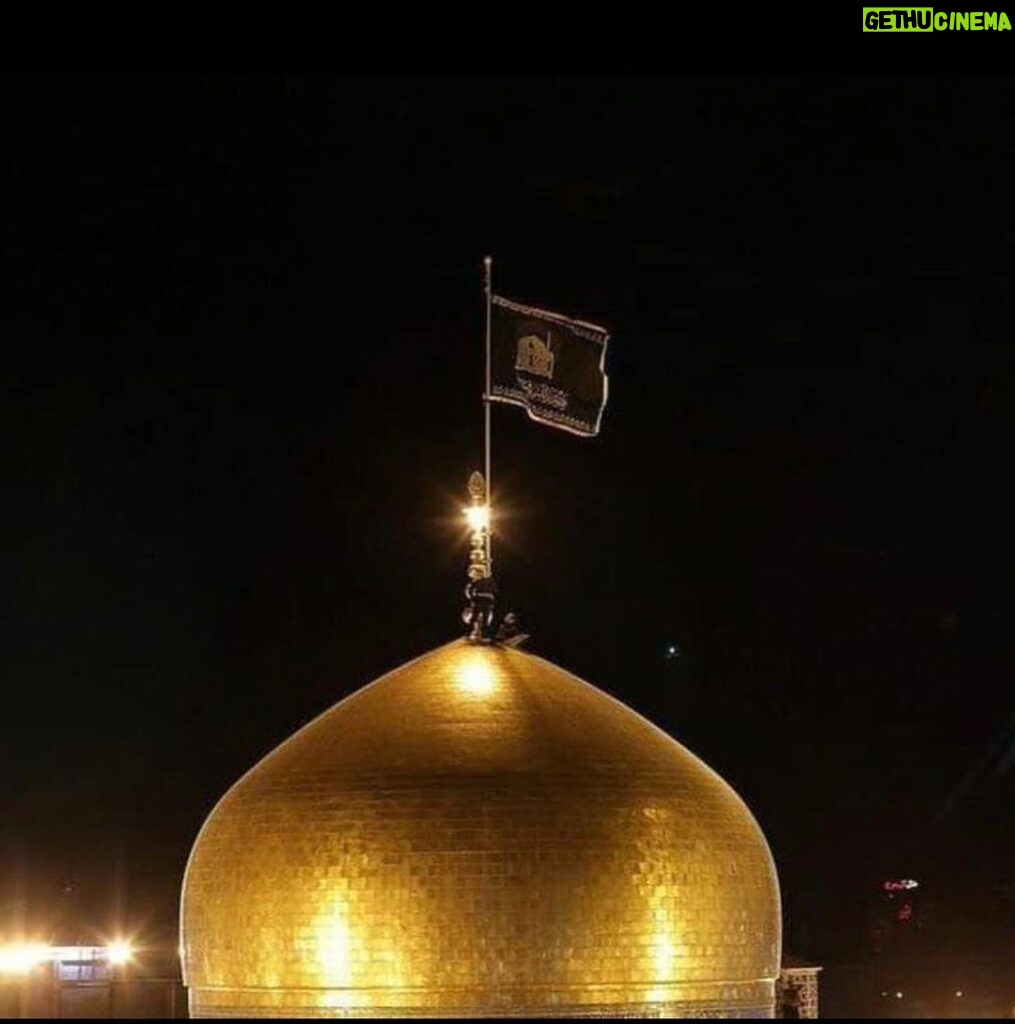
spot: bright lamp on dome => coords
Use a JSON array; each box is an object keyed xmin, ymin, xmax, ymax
[{"xmin": 464, "ymin": 505, "xmax": 489, "ymax": 532}]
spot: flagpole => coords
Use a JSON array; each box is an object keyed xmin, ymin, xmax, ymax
[{"xmin": 483, "ymin": 255, "xmax": 493, "ymax": 575}]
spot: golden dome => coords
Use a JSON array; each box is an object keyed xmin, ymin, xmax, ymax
[{"xmin": 181, "ymin": 639, "xmax": 781, "ymax": 1018}]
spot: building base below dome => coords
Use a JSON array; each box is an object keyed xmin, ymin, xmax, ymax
[{"xmin": 188, "ymin": 980, "xmax": 775, "ymax": 1019}]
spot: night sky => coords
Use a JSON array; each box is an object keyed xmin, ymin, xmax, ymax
[{"xmin": 4, "ymin": 76, "xmax": 1015, "ymax": 964}]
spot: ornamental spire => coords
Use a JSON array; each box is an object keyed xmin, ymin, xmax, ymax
[{"xmin": 461, "ymin": 471, "xmax": 495, "ymax": 643}]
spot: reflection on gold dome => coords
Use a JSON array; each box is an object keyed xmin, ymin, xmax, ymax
[
  {"xmin": 455, "ymin": 651, "xmax": 497, "ymax": 697},
  {"xmin": 180, "ymin": 640, "xmax": 781, "ymax": 1018}
]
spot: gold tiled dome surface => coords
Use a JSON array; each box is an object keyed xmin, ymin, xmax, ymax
[{"xmin": 181, "ymin": 640, "xmax": 781, "ymax": 1018}]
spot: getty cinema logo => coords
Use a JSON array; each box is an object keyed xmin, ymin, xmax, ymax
[{"xmin": 863, "ymin": 8, "xmax": 1012, "ymax": 28}]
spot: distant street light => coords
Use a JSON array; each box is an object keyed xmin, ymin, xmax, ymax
[{"xmin": 106, "ymin": 940, "xmax": 132, "ymax": 966}]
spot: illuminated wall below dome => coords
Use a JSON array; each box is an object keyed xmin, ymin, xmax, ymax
[{"xmin": 181, "ymin": 640, "xmax": 781, "ymax": 1018}]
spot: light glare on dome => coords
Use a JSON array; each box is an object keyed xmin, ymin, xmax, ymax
[
  {"xmin": 651, "ymin": 930, "xmax": 687, "ymax": 982},
  {"xmin": 457, "ymin": 656, "xmax": 496, "ymax": 696},
  {"xmin": 317, "ymin": 918, "xmax": 352, "ymax": 987},
  {"xmin": 321, "ymin": 990, "xmax": 356, "ymax": 1009},
  {"xmin": 653, "ymin": 936, "xmax": 675, "ymax": 976}
]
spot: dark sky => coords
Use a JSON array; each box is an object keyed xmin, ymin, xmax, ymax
[{"xmin": 3, "ymin": 76, "xmax": 1015, "ymax": 963}]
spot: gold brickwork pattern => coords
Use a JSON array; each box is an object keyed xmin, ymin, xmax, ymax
[{"xmin": 181, "ymin": 640, "xmax": 781, "ymax": 1017}]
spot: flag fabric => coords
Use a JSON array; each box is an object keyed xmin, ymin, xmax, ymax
[{"xmin": 488, "ymin": 295, "xmax": 609, "ymax": 437}]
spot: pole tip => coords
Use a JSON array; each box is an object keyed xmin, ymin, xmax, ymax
[{"xmin": 483, "ymin": 255, "xmax": 492, "ymax": 267}]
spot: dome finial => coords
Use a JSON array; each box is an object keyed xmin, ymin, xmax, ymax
[{"xmin": 461, "ymin": 471, "xmax": 495, "ymax": 643}]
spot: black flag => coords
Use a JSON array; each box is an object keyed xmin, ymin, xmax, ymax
[{"xmin": 489, "ymin": 295, "xmax": 609, "ymax": 437}]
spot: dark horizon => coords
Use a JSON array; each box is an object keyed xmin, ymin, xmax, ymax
[{"xmin": 3, "ymin": 75, "xmax": 1015, "ymax": 968}]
